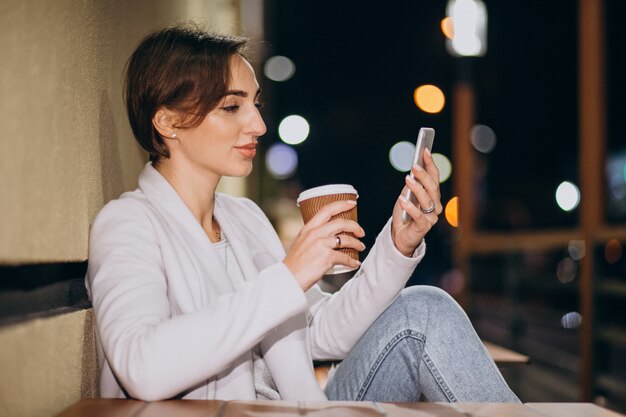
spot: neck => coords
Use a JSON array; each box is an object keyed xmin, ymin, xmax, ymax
[{"xmin": 155, "ymin": 158, "xmax": 221, "ymax": 231}]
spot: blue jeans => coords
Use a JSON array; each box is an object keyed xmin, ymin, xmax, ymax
[{"xmin": 324, "ymin": 286, "xmax": 520, "ymax": 402}]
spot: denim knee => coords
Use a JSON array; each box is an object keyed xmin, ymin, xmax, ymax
[
  {"xmin": 391, "ymin": 286, "xmax": 465, "ymax": 324},
  {"xmin": 399, "ymin": 285, "xmax": 459, "ymax": 309}
]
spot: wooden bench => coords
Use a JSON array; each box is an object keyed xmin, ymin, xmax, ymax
[{"xmin": 314, "ymin": 340, "xmax": 529, "ymax": 388}]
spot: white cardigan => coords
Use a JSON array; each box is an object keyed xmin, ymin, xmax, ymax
[{"xmin": 86, "ymin": 163, "xmax": 425, "ymax": 401}]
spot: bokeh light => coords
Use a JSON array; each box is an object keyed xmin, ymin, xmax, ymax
[
  {"xmin": 470, "ymin": 124, "xmax": 497, "ymax": 153},
  {"xmin": 567, "ymin": 240, "xmax": 585, "ymax": 261},
  {"xmin": 446, "ymin": 0, "xmax": 487, "ymax": 57},
  {"xmin": 605, "ymin": 239, "xmax": 623, "ymax": 264},
  {"xmin": 265, "ymin": 143, "xmax": 298, "ymax": 179},
  {"xmin": 445, "ymin": 196, "xmax": 459, "ymax": 227},
  {"xmin": 389, "ymin": 141, "xmax": 415, "ymax": 172},
  {"xmin": 609, "ymin": 173, "xmax": 625, "ymax": 199},
  {"xmin": 414, "ymin": 85, "xmax": 445, "ymax": 114},
  {"xmin": 264, "ymin": 56, "xmax": 296, "ymax": 82},
  {"xmin": 432, "ymin": 153, "xmax": 452, "ymax": 183},
  {"xmin": 561, "ymin": 312, "xmax": 582, "ymax": 329},
  {"xmin": 556, "ymin": 257, "xmax": 577, "ymax": 284},
  {"xmin": 555, "ymin": 181, "xmax": 580, "ymax": 212},
  {"xmin": 278, "ymin": 115, "xmax": 310, "ymax": 145},
  {"xmin": 441, "ymin": 17, "xmax": 454, "ymax": 39}
]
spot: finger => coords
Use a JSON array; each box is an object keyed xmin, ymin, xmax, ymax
[
  {"xmin": 423, "ymin": 148, "xmax": 441, "ymax": 185},
  {"xmin": 398, "ymin": 195, "xmax": 436, "ymax": 227},
  {"xmin": 411, "ymin": 164, "xmax": 440, "ymax": 200},
  {"xmin": 405, "ymin": 175, "xmax": 432, "ymax": 210},
  {"xmin": 305, "ymin": 200, "xmax": 357, "ymax": 229},
  {"xmin": 403, "ymin": 178, "xmax": 438, "ymax": 225},
  {"xmin": 411, "ymin": 165, "xmax": 442, "ymax": 214},
  {"xmin": 317, "ymin": 218, "xmax": 364, "ymax": 238},
  {"xmin": 330, "ymin": 251, "xmax": 361, "ymax": 270},
  {"xmin": 328, "ymin": 234, "xmax": 366, "ymax": 252}
]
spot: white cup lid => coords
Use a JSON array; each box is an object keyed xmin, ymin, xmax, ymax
[{"xmin": 296, "ymin": 184, "xmax": 359, "ymax": 206}]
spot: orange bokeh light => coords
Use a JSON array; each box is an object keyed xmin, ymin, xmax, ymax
[
  {"xmin": 445, "ymin": 196, "xmax": 459, "ymax": 227},
  {"xmin": 414, "ymin": 84, "xmax": 445, "ymax": 114},
  {"xmin": 441, "ymin": 17, "xmax": 454, "ymax": 39},
  {"xmin": 605, "ymin": 239, "xmax": 623, "ymax": 264}
]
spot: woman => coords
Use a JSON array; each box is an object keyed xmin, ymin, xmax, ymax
[{"xmin": 86, "ymin": 24, "xmax": 519, "ymax": 403}]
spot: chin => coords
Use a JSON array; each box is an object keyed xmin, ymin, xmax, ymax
[{"xmin": 226, "ymin": 163, "xmax": 254, "ymax": 178}]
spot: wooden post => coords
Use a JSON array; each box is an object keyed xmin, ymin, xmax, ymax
[
  {"xmin": 579, "ymin": 0, "xmax": 605, "ymax": 402},
  {"xmin": 452, "ymin": 81, "xmax": 476, "ymax": 309}
]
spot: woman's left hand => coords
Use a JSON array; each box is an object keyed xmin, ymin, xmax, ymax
[{"xmin": 391, "ymin": 149, "xmax": 443, "ymax": 257}]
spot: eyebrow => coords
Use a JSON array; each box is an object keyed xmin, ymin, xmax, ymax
[{"xmin": 224, "ymin": 88, "xmax": 262, "ymax": 98}]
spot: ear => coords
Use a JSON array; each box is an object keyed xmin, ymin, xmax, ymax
[{"xmin": 152, "ymin": 107, "xmax": 178, "ymax": 139}]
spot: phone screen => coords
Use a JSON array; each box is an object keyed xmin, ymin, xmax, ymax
[{"xmin": 401, "ymin": 127, "xmax": 435, "ymax": 224}]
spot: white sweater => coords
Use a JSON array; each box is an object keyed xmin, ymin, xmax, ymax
[{"xmin": 85, "ymin": 163, "xmax": 425, "ymax": 401}]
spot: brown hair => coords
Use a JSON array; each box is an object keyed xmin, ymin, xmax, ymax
[{"xmin": 124, "ymin": 24, "xmax": 248, "ymax": 163}]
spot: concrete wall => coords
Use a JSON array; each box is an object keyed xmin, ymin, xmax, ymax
[
  {"xmin": 0, "ymin": 1, "xmax": 244, "ymax": 416},
  {"xmin": 0, "ymin": 310, "xmax": 97, "ymax": 417},
  {"xmin": 0, "ymin": 0, "xmax": 243, "ymax": 264}
]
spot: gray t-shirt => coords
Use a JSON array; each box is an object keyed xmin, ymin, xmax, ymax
[{"xmin": 213, "ymin": 236, "xmax": 281, "ymax": 400}]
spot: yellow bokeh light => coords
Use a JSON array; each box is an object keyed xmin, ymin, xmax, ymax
[
  {"xmin": 414, "ymin": 84, "xmax": 445, "ymax": 114},
  {"xmin": 445, "ymin": 196, "xmax": 459, "ymax": 228},
  {"xmin": 441, "ymin": 17, "xmax": 454, "ymax": 39}
]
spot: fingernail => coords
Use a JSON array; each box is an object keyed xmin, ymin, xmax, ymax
[
  {"xmin": 405, "ymin": 175, "xmax": 416, "ymax": 183},
  {"xmin": 356, "ymin": 260, "xmax": 362, "ymax": 266},
  {"xmin": 346, "ymin": 200, "xmax": 357, "ymax": 205},
  {"xmin": 414, "ymin": 164, "xmax": 424, "ymax": 172},
  {"xmin": 425, "ymin": 148, "xmax": 432, "ymax": 157}
]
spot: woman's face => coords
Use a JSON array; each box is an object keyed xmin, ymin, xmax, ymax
[{"xmin": 172, "ymin": 54, "xmax": 266, "ymax": 178}]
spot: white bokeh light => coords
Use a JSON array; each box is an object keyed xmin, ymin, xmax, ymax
[
  {"xmin": 568, "ymin": 240, "xmax": 585, "ymax": 261},
  {"xmin": 265, "ymin": 144, "xmax": 298, "ymax": 179},
  {"xmin": 446, "ymin": 0, "xmax": 487, "ymax": 57},
  {"xmin": 561, "ymin": 312, "xmax": 582, "ymax": 329},
  {"xmin": 556, "ymin": 181, "xmax": 580, "ymax": 212},
  {"xmin": 389, "ymin": 141, "xmax": 415, "ymax": 172},
  {"xmin": 556, "ymin": 257, "xmax": 577, "ymax": 284},
  {"xmin": 264, "ymin": 56, "xmax": 296, "ymax": 82},
  {"xmin": 470, "ymin": 124, "xmax": 497, "ymax": 153},
  {"xmin": 278, "ymin": 115, "xmax": 310, "ymax": 145},
  {"xmin": 432, "ymin": 153, "xmax": 452, "ymax": 183}
]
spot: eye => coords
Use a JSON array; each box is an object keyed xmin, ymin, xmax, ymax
[
  {"xmin": 222, "ymin": 105, "xmax": 240, "ymax": 113},
  {"xmin": 255, "ymin": 102, "xmax": 264, "ymax": 110}
]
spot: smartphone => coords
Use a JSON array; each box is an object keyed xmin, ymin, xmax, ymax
[{"xmin": 401, "ymin": 127, "xmax": 435, "ymax": 224}]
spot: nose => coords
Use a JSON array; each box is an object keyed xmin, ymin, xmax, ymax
[{"xmin": 247, "ymin": 106, "xmax": 267, "ymax": 138}]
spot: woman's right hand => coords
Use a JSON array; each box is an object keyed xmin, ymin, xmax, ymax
[{"xmin": 283, "ymin": 200, "xmax": 366, "ymax": 292}]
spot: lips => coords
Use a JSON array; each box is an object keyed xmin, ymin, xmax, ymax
[{"xmin": 234, "ymin": 143, "xmax": 257, "ymax": 158}]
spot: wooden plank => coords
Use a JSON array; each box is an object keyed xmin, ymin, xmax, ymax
[
  {"xmin": 381, "ymin": 402, "xmax": 468, "ymax": 416},
  {"xmin": 597, "ymin": 326, "xmax": 626, "ymax": 347},
  {"xmin": 469, "ymin": 230, "xmax": 580, "ymax": 254},
  {"xmin": 593, "ymin": 226, "xmax": 626, "ymax": 242},
  {"xmin": 221, "ymin": 401, "xmax": 302, "ymax": 417},
  {"xmin": 54, "ymin": 399, "xmax": 147, "ymax": 417},
  {"xmin": 526, "ymin": 403, "xmax": 624, "ymax": 417},
  {"xmin": 452, "ymin": 403, "xmax": 544, "ymax": 417},
  {"xmin": 140, "ymin": 400, "xmax": 225, "ymax": 417},
  {"xmin": 54, "ymin": 400, "xmax": 626, "ymax": 417},
  {"xmin": 483, "ymin": 341, "xmax": 530, "ymax": 366}
]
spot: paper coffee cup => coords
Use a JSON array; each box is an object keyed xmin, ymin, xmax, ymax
[{"xmin": 297, "ymin": 184, "xmax": 359, "ymax": 275}]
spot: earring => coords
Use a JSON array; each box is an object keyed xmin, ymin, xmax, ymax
[{"xmin": 171, "ymin": 132, "xmax": 177, "ymax": 139}]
